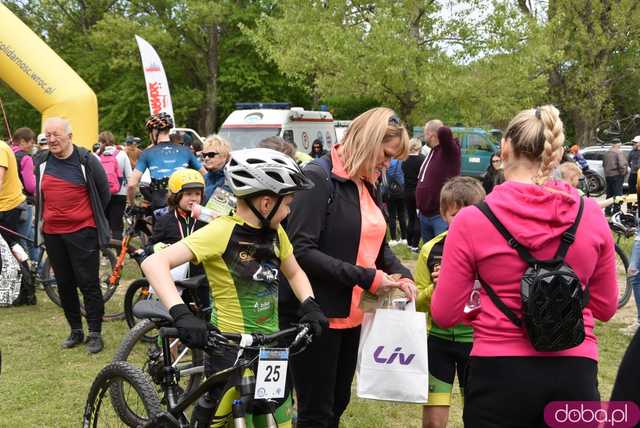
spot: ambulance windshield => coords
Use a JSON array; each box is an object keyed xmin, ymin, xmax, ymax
[{"xmin": 219, "ymin": 127, "xmax": 281, "ymax": 150}]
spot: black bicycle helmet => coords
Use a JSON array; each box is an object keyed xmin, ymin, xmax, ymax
[{"xmin": 145, "ymin": 112, "xmax": 174, "ymax": 132}]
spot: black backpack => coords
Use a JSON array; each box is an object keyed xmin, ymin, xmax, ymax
[
  {"xmin": 475, "ymin": 198, "xmax": 588, "ymax": 352},
  {"xmin": 386, "ymin": 161, "xmax": 405, "ymax": 199}
]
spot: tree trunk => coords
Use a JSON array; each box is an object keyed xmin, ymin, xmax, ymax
[
  {"xmin": 572, "ymin": 112, "xmax": 596, "ymax": 148},
  {"xmin": 203, "ymin": 23, "xmax": 219, "ymax": 135}
]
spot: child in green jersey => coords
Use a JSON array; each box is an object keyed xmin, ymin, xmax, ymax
[
  {"xmin": 415, "ymin": 176, "xmax": 485, "ymax": 428},
  {"xmin": 142, "ymin": 148, "xmax": 328, "ymax": 427}
]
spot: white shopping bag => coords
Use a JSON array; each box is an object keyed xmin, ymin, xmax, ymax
[{"xmin": 356, "ymin": 301, "xmax": 428, "ymax": 403}]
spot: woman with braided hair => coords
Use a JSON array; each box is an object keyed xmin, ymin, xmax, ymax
[{"xmin": 430, "ymin": 105, "xmax": 618, "ymax": 427}]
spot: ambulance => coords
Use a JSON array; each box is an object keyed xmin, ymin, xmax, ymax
[{"xmin": 219, "ymin": 103, "xmax": 337, "ymax": 153}]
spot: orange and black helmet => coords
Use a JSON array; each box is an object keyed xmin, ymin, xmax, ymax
[{"xmin": 145, "ymin": 112, "xmax": 174, "ymax": 132}]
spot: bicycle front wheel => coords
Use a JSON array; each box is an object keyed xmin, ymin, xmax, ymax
[
  {"xmin": 615, "ymin": 244, "xmax": 632, "ymax": 309},
  {"xmin": 585, "ymin": 172, "xmax": 606, "ymax": 198},
  {"xmin": 112, "ymin": 319, "xmax": 204, "ymax": 423},
  {"xmin": 83, "ymin": 361, "xmax": 161, "ymax": 428}
]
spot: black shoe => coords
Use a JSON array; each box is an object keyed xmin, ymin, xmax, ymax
[
  {"xmin": 62, "ymin": 330, "xmax": 85, "ymax": 349},
  {"xmin": 86, "ymin": 332, "xmax": 104, "ymax": 354}
]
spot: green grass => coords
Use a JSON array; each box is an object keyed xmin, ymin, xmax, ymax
[{"xmin": 0, "ymin": 246, "xmax": 634, "ymax": 427}]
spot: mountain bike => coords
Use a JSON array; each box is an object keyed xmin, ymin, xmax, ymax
[
  {"xmin": 595, "ymin": 114, "xmax": 640, "ymax": 145},
  {"xmin": 608, "ymin": 199, "xmax": 634, "ymax": 308},
  {"xmin": 96, "ymin": 205, "xmax": 154, "ymax": 322},
  {"xmin": 113, "ymin": 275, "xmax": 210, "ymax": 400},
  {"xmin": 580, "ymin": 180, "xmax": 633, "ymax": 309},
  {"xmin": 0, "ymin": 224, "xmax": 119, "ymax": 317},
  {"xmin": 83, "ymin": 302, "xmax": 312, "ymax": 427}
]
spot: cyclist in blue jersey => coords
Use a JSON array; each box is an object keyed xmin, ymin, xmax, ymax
[{"xmin": 127, "ymin": 112, "xmax": 206, "ymax": 210}]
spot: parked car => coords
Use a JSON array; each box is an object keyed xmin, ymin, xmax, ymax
[
  {"xmin": 171, "ymin": 127, "xmax": 205, "ymax": 144},
  {"xmin": 412, "ymin": 126, "xmax": 499, "ymax": 178},
  {"xmin": 580, "ymin": 144, "xmax": 632, "ymax": 186}
]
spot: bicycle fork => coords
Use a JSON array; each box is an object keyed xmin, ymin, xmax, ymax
[{"xmin": 231, "ymin": 369, "xmax": 278, "ymax": 428}]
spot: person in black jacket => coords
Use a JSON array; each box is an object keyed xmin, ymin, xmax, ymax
[
  {"xmin": 482, "ymin": 152, "xmax": 505, "ymax": 194},
  {"xmin": 35, "ymin": 117, "xmax": 111, "ymax": 353},
  {"xmin": 402, "ymin": 138, "xmax": 425, "ymax": 251},
  {"xmin": 309, "ymin": 139, "xmax": 328, "ymax": 159},
  {"xmin": 280, "ymin": 107, "xmax": 417, "ymax": 428}
]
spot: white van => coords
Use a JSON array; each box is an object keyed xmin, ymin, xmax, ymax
[
  {"xmin": 333, "ymin": 120, "xmax": 351, "ymax": 143},
  {"xmin": 219, "ymin": 104, "xmax": 337, "ymax": 153}
]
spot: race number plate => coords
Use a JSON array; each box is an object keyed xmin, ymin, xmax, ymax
[{"xmin": 254, "ymin": 348, "xmax": 289, "ymax": 399}]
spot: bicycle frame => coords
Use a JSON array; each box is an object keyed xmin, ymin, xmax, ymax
[
  {"xmin": 145, "ymin": 326, "xmax": 305, "ymax": 428},
  {"xmin": 107, "ymin": 210, "xmax": 152, "ymax": 286}
]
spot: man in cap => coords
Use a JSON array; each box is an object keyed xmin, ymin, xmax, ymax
[{"xmin": 627, "ymin": 135, "xmax": 640, "ymax": 197}]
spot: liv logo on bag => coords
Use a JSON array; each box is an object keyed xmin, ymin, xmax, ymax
[{"xmin": 373, "ymin": 346, "xmax": 415, "ymax": 365}]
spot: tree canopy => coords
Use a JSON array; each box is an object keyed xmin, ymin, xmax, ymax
[{"xmin": 1, "ymin": 0, "xmax": 639, "ymax": 146}]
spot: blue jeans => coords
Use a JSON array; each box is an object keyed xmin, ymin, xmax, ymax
[
  {"xmin": 16, "ymin": 203, "xmax": 37, "ymax": 261},
  {"xmin": 419, "ymin": 213, "xmax": 448, "ymax": 244},
  {"xmin": 628, "ymin": 240, "xmax": 640, "ymax": 323}
]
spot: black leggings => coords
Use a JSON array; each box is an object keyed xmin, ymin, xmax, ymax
[
  {"xmin": 463, "ymin": 356, "xmax": 599, "ymax": 428},
  {"xmin": 0, "ymin": 204, "xmax": 24, "ymax": 247},
  {"xmin": 387, "ymin": 197, "xmax": 407, "ymax": 240},
  {"xmin": 611, "ymin": 328, "xmax": 640, "ymax": 403},
  {"xmin": 105, "ymin": 194, "xmax": 126, "ymax": 240},
  {"xmin": 289, "ymin": 326, "xmax": 360, "ymax": 428},
  {"xmin": 404, "ymin": 189, "xmax": 420, "ymax": 247}
]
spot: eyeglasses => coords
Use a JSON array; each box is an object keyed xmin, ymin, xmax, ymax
[
  {"xmin": 491, "ymin": 159, "xmax": 501, "ymax": 164},
  {"xmin": 202, "ymin": 152, "xmax": 220, "ymax": 159}
]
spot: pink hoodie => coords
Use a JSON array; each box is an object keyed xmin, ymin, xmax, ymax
[{"xmin": 431, "ymin": 180, "xmax": 618, "ymax": 361}]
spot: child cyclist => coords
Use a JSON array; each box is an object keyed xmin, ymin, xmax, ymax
[
  {"xmin": 140, "ymin": 168, "xmax": 211, "ymax": 307},
  {"xmin": 142, "ymin": 148, "xmax": 329, "ymax": 427},
  {"xmin": 415, "ymin": 176, "xmax": 486, "ymax": 428}
]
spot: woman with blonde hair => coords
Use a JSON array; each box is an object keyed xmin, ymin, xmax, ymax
[
  {"xmin": 280, "ymin": 107, "xmax": 417, "ymax": 428},
  {"xmin": 431, "ymin": 105, "xmax": 617, "ymax": 427},
  {"xmin": 201, "ymin": 134, "xmax": 231, "ymax": 203}
]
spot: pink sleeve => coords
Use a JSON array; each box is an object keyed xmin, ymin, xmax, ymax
[
  {"xmin": 431, "ymin": 209, "xmax": 476, "ymax": 328},
  {"xmin": 585, "ymin": 221, "xmax": 618, "ymax": 321},
  {"xmin": 20, "ymin": 155, "xmax": 36, "ymax": 194}
]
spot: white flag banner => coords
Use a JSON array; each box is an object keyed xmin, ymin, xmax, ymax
[{"xmin": 135, "ymin": 35, "xmax": 174, "ymax": 120}]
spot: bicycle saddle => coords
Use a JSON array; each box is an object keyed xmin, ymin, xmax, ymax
[
  {"xmin": 132, "ymin": 300, "xmax": 173, "ymax": 323},
  {"xmin": 175, "ymin": 274, "xmax": 207, "ymax": 290}
]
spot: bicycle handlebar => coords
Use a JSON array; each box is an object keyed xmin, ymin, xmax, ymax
[{"xmin": 158, "ymin": 324, "xmax": 312, "ymax": 351}]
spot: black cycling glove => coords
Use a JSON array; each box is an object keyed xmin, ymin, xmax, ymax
[
  {"xmin": 298, "ymin": 297, "xmax": 328, "ymax": 337},
  {"xmin": 169, "ymin": 303, "xmax": 210, "ymax": 349}
]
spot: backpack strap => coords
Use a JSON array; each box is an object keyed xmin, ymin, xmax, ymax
[
  {"xmin": 475, "ymin": 202, "xmax": 538, "ymax": 265},
  {"xmin": 554, "ymin": 197, "xmax": 584, "ymax": 261},
  {"xmin": 477, "ymin": 275, "xmax": 522, "ymax": 327}
]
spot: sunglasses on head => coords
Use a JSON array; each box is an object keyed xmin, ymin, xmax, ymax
[
  {"xmin": 388, "ymin": 115, "xmax": 401, "ymax": 126},
  {"xmin": 202, "ymin": 152, "xmax": 220, "ymax": 159}
]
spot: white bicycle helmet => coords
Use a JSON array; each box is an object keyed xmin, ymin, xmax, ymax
[{"xmin": 225, "ymin": 148, "xmax": 314, "ymax": 198}]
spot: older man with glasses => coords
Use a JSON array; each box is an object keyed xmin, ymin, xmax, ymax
[{"xmin": 35, "ymin": 117, "xmax": 111, "ymax": 353}]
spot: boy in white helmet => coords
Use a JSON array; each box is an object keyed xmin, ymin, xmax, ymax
[{"xmin": 142, "ymin": 148, "xmax": 328, "ymax": 427}]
